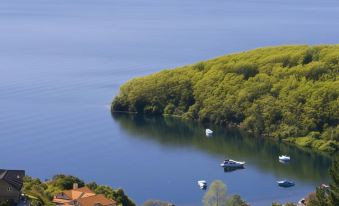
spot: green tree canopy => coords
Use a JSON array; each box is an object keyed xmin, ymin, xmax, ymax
[
  {"xmin": 22, "ymin": 175, "xmax": 135, "ymax": 206},
  {"xmin": 112, "ymin": 45, "xmax": 339, "ymax": 153},
  {"xmin": 329, "ymin": 157, "xmax": 339, "ymax": 205},
  {"xmin": 203, "ymin": 180, "xmax": 228, "ymax": 206},
  {"xmin": 306, "ymin": 157, "xmax": 339, "ymax": 206}
]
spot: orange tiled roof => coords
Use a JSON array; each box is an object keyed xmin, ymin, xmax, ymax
[
  {"xmin": 53, "ymin": 186, "xmax": 116, "ymax": 206},
  {"xmin": 73, "ymin": 186, "xmax": 95, "ymax": 194},
  {"xmin": 77, "ymin": 194, "xmax": 116, "ymax": 206},
  {"xmin": 56, "ymin": 186, "xmax": 95, "ymax": 200}
]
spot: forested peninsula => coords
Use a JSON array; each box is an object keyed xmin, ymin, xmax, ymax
[{"xmin": 112, "ymin": 45, "xmax": 339, "ymax": 153}]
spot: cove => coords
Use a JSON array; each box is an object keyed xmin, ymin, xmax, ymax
[{"xmin": 112, "ymin": 113, "xmax": 331, "ymax": 205}]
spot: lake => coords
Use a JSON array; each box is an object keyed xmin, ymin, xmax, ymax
[{"xmin": 0, "ymin": 0, "xmax": 338, "ymax": 205}]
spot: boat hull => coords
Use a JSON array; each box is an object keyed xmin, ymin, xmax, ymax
[
  {"xmin": 197, "ymin": 181, "xmax": 207, "ymax": 190},
  {"xmin": 220, "ymin": 163, "xmax": 245, "ymax": 168},
  {"xmin": 205, "ymin": 129, "xmax": 213, "ymax": 136},
  {"xmin": 279, "ymin": 156, "xmax": 290, "ymax": 161},
  {"xmin": 277, "ymin": 181, "xmax": 295, "ymax": 187}
]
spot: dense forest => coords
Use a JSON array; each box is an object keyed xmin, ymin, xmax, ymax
[{"xmin": 112, "ymin": 45, "xmax": 339, "ymax": 153}]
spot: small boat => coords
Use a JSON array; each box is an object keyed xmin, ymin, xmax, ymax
[
  {"xmin": 206, "ymin": 129, "xmax": 213, "ymax": 136},
  {"xmin": 277, "ymin": 180, "xmax": 295, "ymax": 187},
  {"xmin": 197, "ymin": 180, "xmax": 207, "ymax": 190},
  {"xmin": 220, "ymin": 159, "xmax": 245, "ymax": 168},
  {"xmin": 297, "ymin": 198, "xmax": 306, "ymax": 206},
  {"xmin": 279, "ymin": 155, "xmax": 290, "ymax": 161}
]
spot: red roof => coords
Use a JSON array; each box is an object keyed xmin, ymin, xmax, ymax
[{"xmin": 52, "ymin": 187, "xmax": 116, "ymax": 206}]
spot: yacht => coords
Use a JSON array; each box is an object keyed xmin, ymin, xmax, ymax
[{"xmin": 220, "ymin": 159, "xmax": 245, "ymax": 168}]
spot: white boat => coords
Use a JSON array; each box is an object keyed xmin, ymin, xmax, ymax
[
  {"xmin": 220, "ymin": 159, "xmax": 245, "ymax": 168},
  {"xmin": 279, "ymin": 155, "xmax": 290, "ymax": 161},
  {"xmin": 197, "ymin": 180, "xmax": 207, "ymax": 189},
  {"xmin": 205, "ymin": 129, "xmax": 213, "ymax": 136}
]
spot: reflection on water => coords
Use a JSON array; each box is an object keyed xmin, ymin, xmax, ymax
[
  {"xmin": 112, "ymin": 113, "xmax": 331, "ymax": 183},
  {"xmin": 223, "ymin": 167, "xmax": 245, "ymax": 173}
]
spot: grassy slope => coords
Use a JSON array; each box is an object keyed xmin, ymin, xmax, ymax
[{"xmin": 112, "ymin": 45, "xmax": 339, "ymax": 153}]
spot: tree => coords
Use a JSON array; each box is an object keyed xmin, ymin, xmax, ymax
[
  {"xmin": 86, "ymin": 183, "xmax": 136, "ymax": 206},
  {"xmin": 316, "ymin": 187, "xmax": 330, "ymax": 206},
  {"xmin": 307, "ymin": 192, "xmax": 321, "ymax": 206},
  {"xmin": 113, "ymin": 45, "xmax": 339, "ymax": 153},
  {"xmin": 226, "ymin": 195, "xmax": 247, "ymax": 206},
  {"xmin": 307, "ymin": 157, "xmax": 339, "ymax": 206},
  {"xmin": 142, "ymin": 200, "xmax": 172, "ymax": 206},
  {"xmin": 50, "ymin": 174, "xmax": 84, "ymax": 190},
  {"xmin": 329, "ymin": 157, "xmax": 339, "ymax": 206},
  {"xmin": 203, "ymin": 180, "xmax": 228, "ymax": 206}
]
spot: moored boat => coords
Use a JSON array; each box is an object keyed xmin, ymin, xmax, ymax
[
  {"xmin": 220, "ymin": 159, "xmax": 245, "ymax": 168},
  {"xmin": 279, "ymin": 155, "xmax": 290, "ymax": 161},
  {"xmin": 205, "ymin": 129, "xmax": 213, "ymax": 136},
  {"xmin": 197, "ymin": 180, "xmax": 207, "ymax": 190},
  {"xmin": 277, "ymin": 180, "xmax": 295, "ymax": 187}
]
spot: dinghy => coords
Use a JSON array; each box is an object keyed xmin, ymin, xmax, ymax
[
  {"xmin": 197, "ymin": 180, "xmax": 207, "ymax": 190},
  {"xmin": 205, "ymin": 129, "xmax": 213, "ymax": 136}
]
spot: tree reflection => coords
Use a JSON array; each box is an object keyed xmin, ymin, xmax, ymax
[{"xmin": 112, "ymin": 113, "xmax": 331, "ymax": 183}]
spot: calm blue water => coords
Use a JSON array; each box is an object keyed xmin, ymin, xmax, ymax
[{"xmin": 0, "ymin": 0, "xmax": 338, "ymax": 205}]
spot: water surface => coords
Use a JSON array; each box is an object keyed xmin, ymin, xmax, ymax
[{"xmin": 0, "ymin": 0, "xmax": 338, "ymax": 205}]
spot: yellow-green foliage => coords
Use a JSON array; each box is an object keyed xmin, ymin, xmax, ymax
[
  {"xmin": 22, "ymin": 175, "xmax": 135, "ymax": 206},
  {"xmin": 112, "ymin": 45, "xmax": 339, "ymax": 153}
]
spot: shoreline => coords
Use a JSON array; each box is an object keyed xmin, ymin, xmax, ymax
[{"xmin": 111, "ymin": 110, "xmax": 334, "ymax": 157}]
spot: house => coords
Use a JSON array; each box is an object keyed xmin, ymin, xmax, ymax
[
  {"xmin": 0, "ymin": 169, "xmax": 25, "ymax": 204},
  {"xmin": 53, "ymin": 183, "xmax": 116, "ymax": 206}
]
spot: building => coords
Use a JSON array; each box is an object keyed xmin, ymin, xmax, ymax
[
  {"xmin": 0, "ymin": 169, "xmax": 25, "ymax": 204},
  {"xmin": 53, "ymin": 183, "xmax": 116, "ymax": 206}
]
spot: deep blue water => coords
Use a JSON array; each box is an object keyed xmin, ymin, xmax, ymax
[{"xmin": 0, "ymin": 0, "xmax": 338, "ymax": 205}]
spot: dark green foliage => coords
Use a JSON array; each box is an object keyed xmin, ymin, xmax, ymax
[
  {"xmin": 306, "ymin": 157, "xmax": 339, "ymax": 206},
  {"xmin": 316, "ymin": 187, "xmax": 330, "ymax": 206},
  {"xmin": 50, "ymin": 174, "xmax": 85, "ymax": 190},
  {"xmin": 112, "ymin": 45, "xmax": 339, "ymax": 153},
  {"xmin": 22, "ymin": 176, "xmax": 54, "ymax": 206},
  {"xmin": 307, "ymin": 187, "xmax": 330, "ymax": 206},
  {"xmin": 22, "ymin": 175, "xmax": 135, "ymax": 206},
  {"xmin": 142, "ymin": 200, "xmax": 173, "ymax": 206},
  {"xmin": 329, "ymin": 157, "xmax": 339, "ymax": 205},
  {"xmin": 226, "ymin": 194, "xmax": 247, "ymax": 206},
  {"xmin": 87, "ymin": 182, "xmax": 136, "ymax": 206}
]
